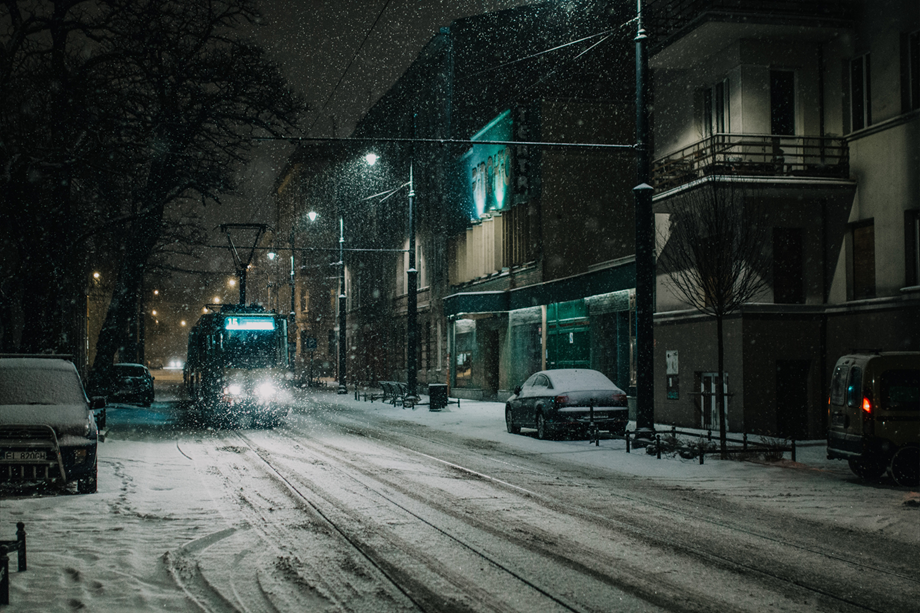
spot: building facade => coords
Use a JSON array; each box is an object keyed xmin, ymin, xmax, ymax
[
  {"xmin": 648, "ymin": 0, "xmax": 919, "ymax": 438},
  {"xmin": 271, "ymin": 0, "xmax": 917, "ymax": 439}
]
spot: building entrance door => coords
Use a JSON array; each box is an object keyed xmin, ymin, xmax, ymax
[{"xmin": 700, "ymin": 372, "xmax": 729, "ymax": 431}]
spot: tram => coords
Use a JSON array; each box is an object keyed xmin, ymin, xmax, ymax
[{"xmin": 185, "ymin": 304, "xmax": 291, "ymax": 426}]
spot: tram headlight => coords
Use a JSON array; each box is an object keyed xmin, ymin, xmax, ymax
[
  {"xmin": 255, "ymin": 381, "xmax": 275, "ymax": 401},
  {"xmin": 225, "ymin": 383, "xmax": 243, "ymax": 396}
]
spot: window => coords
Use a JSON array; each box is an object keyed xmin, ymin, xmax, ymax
[
  {"xmin": 846, "ymin": 367, "xmax": 863, "ymax": 409},
  {"xmin": 829, "ymin": 364, "xmax": 847, "ymax": 406},
  {"xmin": 881, "ymin": 370, "xmax": 920, "ymax": 412},
  {"xmin": 702, "ymin": 78, "xmax": 729, "ymax": 137},
  {"xmin": 902, "ymin": 31, "xmax": 920, "ymax": 112},
  {"xmin": 770, "ymin": 71, "xmax": 795, "ymax": 135},
  {"xmin": 851, "ymin": 221, "xmax": 875, "ymax": 299},
  {"xmin": 502, "ymin": 202, "xmax": 538, "ymax": 268},
  {"xmin": 850, "ymin": 54, "xmax": 871, "ymax": 132}
]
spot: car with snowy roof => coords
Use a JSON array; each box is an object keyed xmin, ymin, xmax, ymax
[
  {"xmin": 0, "ymin": 357, "xmax": 105, "ymax": 494},
  {"xmin": 505, "ymin": 369, "xmax": 628, "ymax": 440},
  {"xmin": 88, "ymin": 362, "xmax": 155, "ymax": 407}
]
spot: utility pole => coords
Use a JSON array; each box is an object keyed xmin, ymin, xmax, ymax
[
  {"xmin": 406, "ymin": 161, "xmax": 419, "ymax": 402},
  {"xmin": 337, "ymin": 216, "xmax": 347, "ymax": 394},
  {"xmin": 633, "ymin": 0, "xmax": 656, "ymax": 443}
]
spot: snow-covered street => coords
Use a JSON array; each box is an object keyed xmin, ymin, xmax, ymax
[{"xmin": 2, "ymin": 375, "xmax": 918, "ymax": 612}]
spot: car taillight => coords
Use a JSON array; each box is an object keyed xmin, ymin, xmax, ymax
[
  {"xmin": 862, "ymin": 396, "xmax": 872, "ymax": 414},
  {"xmin": 555, "ymin": 395, "xmax": 569, "ymax": 406}
]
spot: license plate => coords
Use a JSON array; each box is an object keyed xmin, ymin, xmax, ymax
[{"xmin": 2, "ymin": 450, "xmax": 48, "ymax": 461}]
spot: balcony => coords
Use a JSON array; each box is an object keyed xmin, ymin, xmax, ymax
[
  {"xmin": 651, "ymin": 134, "xmax": 849, "ymax": 194},
  {"xmin": 647, "ymin": 0, "xmax": 857, "ymax": 51}
]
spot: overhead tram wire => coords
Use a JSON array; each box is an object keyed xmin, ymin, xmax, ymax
[
  {"xmin": 461, "ymin": 28, "xmax": 623, "ymax": 80},
  {"xmin": 307, "ymin": 0, "xmax": 394, "ymax": 135},
  {"xmin": 253, "ymin": 134, "xmax": 636, "ymax": 151}
]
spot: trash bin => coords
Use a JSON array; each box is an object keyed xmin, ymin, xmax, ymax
[{"xmin": 428, "ymin": 384, "xmax": 448, "ymax": 411}]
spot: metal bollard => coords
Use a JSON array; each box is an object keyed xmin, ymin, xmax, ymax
[
  {"xmin": 656, "ymin": 434, "xmax": 662, "ymax": 459},
  {"xmin": 699, "ymin": 449, "xmax": 704, "ymax": 465},
  {"xmin": 1, "ymin": 550, "xmax": 9, "ymax": 606},
  {"xmin": 16, "ymin": 523, "xmax": 25, "ymax": 572},
  {"xmin": 743, "ymin": 432, "xmax": 748, "ymax": 451},
  {"xmin": 625, "ymin": 431, "xmax": 631, "ymax": 453}
]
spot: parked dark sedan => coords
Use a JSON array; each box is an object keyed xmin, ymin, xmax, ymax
[
  {"xmin": 90, "ymin": 363, "xmax": 155, "ymax": 407},
  {"xmin": 505, "ymin": 369, "xmax": 628, "ymax": 440},
  {"xmin": 0, "ymin": 357, "xmax": 104, "ymax": 493}
]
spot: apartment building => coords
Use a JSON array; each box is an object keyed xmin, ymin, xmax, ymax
[{"xmin": 648, "ymin": 0, "xmax": 919, "ymax": 438}]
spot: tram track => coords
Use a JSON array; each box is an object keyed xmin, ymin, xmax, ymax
[
  {"xmin": 199, "ymin": 421, "xmax": 907, "ymax": 613},
  {"xmin": 269, "ymin": 407, "xmax": 919, "ymax": 613},
  {"xmin": 224, "ymin": 429, "xmax": 654, "ymax": 613},
  {"xmin": 314, "ymin": 407, "xmax": 920, "ymax": 583}
]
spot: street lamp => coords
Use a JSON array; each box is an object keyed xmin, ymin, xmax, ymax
[
  {"xmin": 337, "ymin": 215, "xmax": 347, "ymax": 394},
  {"xmin": 359, "ymin": 152, "xmax": 419, "ymax": 401}
]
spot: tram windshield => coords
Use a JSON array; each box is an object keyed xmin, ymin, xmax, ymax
[{"xmin": 222, "ymin": 317, "xmax": 282, "ymax": 368}]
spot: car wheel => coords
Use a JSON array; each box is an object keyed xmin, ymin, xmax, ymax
[
  {"xmin": 848, "ymin": 456, "xmax": 887, "ymax": 481},
  {"xmin": 890, "ymin": 446, "xmax": 919, "ymax": 487},
  {"xmin": 536, "ymin": 412, "xmax": 552, "ymax": 440},
  {"xmin": 77, "ymin": 464, "xmax": 97, "ymax": 495},
  {"xmin": 506, "ymin": 406, "xmax": 520, "ymax": 434}
]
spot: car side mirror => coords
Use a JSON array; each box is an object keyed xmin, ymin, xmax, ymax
[{"xmin": 514, "ymin": 385, "xmax": 522, "ymax": 395}]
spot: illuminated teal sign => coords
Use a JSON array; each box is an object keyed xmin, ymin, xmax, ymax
[
  {"xmin": 224, "ymin": 317, "xmax": 275, "ymax": 331},
  {"xmin": 461, "ymin": 110, "xmax": 512, "ymax": 219}
]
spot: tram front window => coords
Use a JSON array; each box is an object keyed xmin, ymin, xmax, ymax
[
  {"xmin": 222, "ymin": 316, "xmax": 280, "ymax": 368},
  {"xmin": 223, "ymin": 330, "xmax": 278, "ymax": 368}
]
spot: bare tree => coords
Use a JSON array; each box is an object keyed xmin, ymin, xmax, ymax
[
  {"xmin": 657, "ymin": 180, "xmax": 771, "ymax": 457},
  {"xmin": 0, "ymin": 0, "xmax": 304, "ymax": 368}
]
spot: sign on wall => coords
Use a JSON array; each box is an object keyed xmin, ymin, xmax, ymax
[
  {"xmin": 460, "ymin": 110, "xmax": 513, "ymax": 219},
  {"xmin": 666, "ymin": 350, "xmax": 679, "ymax": 400}
]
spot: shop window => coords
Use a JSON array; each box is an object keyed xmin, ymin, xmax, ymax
[
  {"xmin": 851, "ymin": 221, "xmax": 875, "ymax": 299},
  {"xmin": 455, "ymin": 332, "xmax": 473, "ymax": 388},
  {"xmin": 850, "ymin": 54, "xmax": 871, "ymax": 132},
  {"xmin": 902, "ymin": 31, "xmax": 920, "ymax": 113}
]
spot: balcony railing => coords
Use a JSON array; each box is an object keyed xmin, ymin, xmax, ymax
[
  {"xmin": 651, "ymin": 134, "xmax": 849, "ymax": 193},
  {"xmin": 647, "ymin": 1, "xmax": 856, "ymax": 50}
]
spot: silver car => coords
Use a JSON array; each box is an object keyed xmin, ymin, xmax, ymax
[{"xmin": 505, "ymin": 369, "xmax": 628, "ymax": 440}]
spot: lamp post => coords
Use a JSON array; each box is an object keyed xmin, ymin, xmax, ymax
[
  {"xmin": 360, "ymin": 151, "xmax": 419, "ymax": 401},
  {"xmin": 633, "ymin": 0, "xmax": 656, "ymax": 443},
  {"xmin": 405, "ymin": 161, "xmax": 419, "ymax": 402},
  {"xmin": 337, "ymin": 216, "xmax": 347, "ymax": 394}
]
